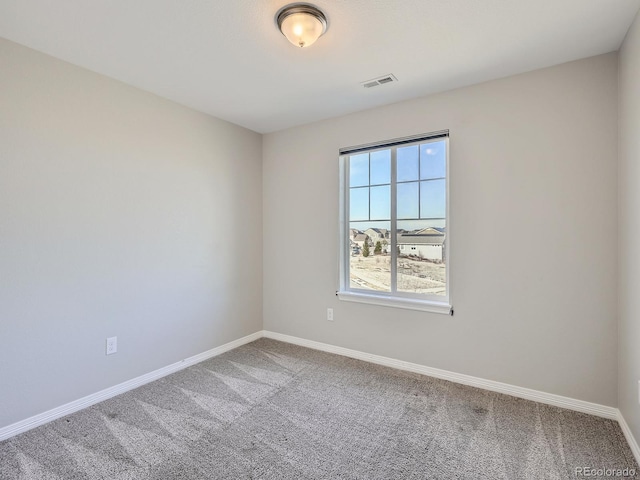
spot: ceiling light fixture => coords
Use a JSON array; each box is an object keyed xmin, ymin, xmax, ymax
[{"xmin": 276, "ymin": 3, "xmax": 327, "ymax": 48}]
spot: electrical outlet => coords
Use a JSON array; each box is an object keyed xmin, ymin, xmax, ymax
[
  {"xmin": 106, "ymin": 336, "xmax": 117, "ymax": 355},
  {"xmin": 327, "ymin": 308, "xmax": 334, "ymax": 321}
]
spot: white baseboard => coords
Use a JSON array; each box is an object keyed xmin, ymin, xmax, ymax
[
  {"xmin": 0, "ymin": 331, "xmax": 262, "ymax": 442},
  {"xmin": 1, "ymin": 328, "xmax": 631, "ymax": 451},
  {"xmin": 262, "ymin": 330, "xmax": 618, "ymax": 420},
  {"xmin": 617, "ymin": 411, "xmax": 640, "ymax": 465}
]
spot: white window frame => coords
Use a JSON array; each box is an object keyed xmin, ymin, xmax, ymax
[{"xmin": 338, "ymin": 132, "xmax": 452, "ymax": 315}]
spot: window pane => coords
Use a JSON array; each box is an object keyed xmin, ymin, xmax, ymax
[
  {"xmin": 350, "ymin": 187, "xmax": 369, "ymax": 221},
  {"xmin": 420, "ymin": 179, "xmax": 446, "ymax": 219},
  {"xmin": 420, "ymin": 141, "xmax": 446, "ymax": 179},
  {"xmin": 349, "ymin": 153, "xmax": 369, "ymax": 187},
  {"xmin": 370, "ymin": 185, "xmax": 390, "ymax": 220},
  {"xmin": 397, "ymin": 145, "xmax": 419, "ymax": 182},
  {"xmin": 349, "ymin": 221, "xmax": 391, "ymax": 292},
  {"xmin": 397, "ymin": 182, "xmax": 419, "ymax": 219},
  {"xmin": 397, "ymin": 220, "xmax": 446, "ymax": 296},
  {"xmin": 370, "ymin": 150, "xmax": 391, "ymax": 185}
]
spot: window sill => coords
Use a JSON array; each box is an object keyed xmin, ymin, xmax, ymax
[{"xmin": 337, "ymin": 291, "xmax": 452, "ymax": 315}]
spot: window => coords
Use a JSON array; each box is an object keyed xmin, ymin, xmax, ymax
[{"xmin": 338, "ymin": 131, "xmax": 451, "ymax": 314}]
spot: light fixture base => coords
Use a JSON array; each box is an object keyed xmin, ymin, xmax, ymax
[{"xmin": 276, "ymin": 3, "xmax": 328, "ymax": 48}]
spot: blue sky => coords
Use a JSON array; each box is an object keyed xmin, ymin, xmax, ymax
[{"xmin": 349, "ymin": 141, "xmax": 446, "ymax": 226}]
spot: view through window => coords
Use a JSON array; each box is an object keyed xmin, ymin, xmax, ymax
[{"xmin": 342, "ymin": 133, "xmax": 448, "ymax": 303}]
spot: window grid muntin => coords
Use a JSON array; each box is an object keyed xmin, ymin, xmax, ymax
[{"xmin": 349, "ymin": 149, "xmax": 392, "ymax": 222}]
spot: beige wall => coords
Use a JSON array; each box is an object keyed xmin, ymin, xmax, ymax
[
  {"xmin": 263, "ymin": 53, "xmax": 619, "ymax": 406},
  {"xmin": 0, "ymin": 38, "xmax": 263, "ymax": 428},
  {"xmin": 619, "ymin": 9, "xmax": 640, "ymax": 441}
]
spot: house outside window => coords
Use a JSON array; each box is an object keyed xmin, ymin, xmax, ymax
[{"xmin": 338, "ymin": 131, "xmax": 451, "ymax": 314}]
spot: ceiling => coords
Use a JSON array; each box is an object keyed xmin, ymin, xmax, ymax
[{"xmin": 1, "ymin": 0, "xmax": 639, "ymax": 133}]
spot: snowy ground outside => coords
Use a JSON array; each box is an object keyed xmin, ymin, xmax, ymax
[{"xmin": 349, "ymin": 254, "xmax": 446, "ymax": 295}]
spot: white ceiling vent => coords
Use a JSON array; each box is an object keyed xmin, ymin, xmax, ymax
[{"xmin": 360, "ymin": 74, "xmax": 398, "ymax": 89}]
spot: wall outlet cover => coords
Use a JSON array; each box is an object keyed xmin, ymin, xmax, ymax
[{"xmin": 106, "ymin": 336, "xmax": 118, "ymax": 355}]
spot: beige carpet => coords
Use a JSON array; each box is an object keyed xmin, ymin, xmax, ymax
[{"xmin": 0, "ymin": 338, "xmax": 637, "ymax": 479}]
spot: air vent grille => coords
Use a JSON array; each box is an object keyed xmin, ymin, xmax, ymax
[{"xmin": 360, "ymin": 74, "xmax": 398, "ymax": 88}]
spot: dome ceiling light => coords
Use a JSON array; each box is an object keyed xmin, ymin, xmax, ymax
[{"xmin": 276, "ymin": 4, "xmax": 328, "ymax": 48}]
